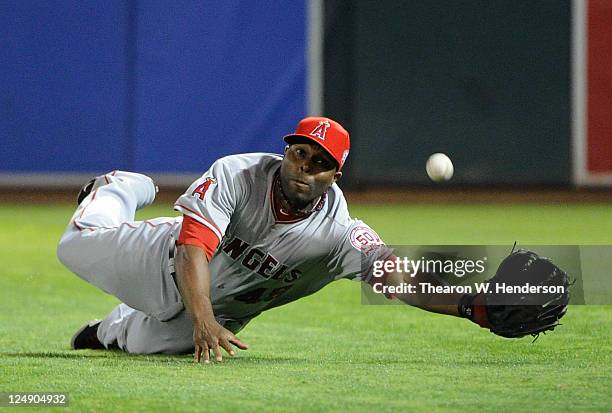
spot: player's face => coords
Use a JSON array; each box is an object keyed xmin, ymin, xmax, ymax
[{"xmin": 280, "ymin": 143, "xmax": 342, "ymax": 208}]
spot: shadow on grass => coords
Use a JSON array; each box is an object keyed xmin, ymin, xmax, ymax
[
  {"xmin": 4, "ymin": 351, "xmax": 539, "ymax": 369},
  {"xmin": 0, "ymin": 351, "xmax": 128, "ymax": 359},
  {"xmin": 0, "ymin": 351, "xmax": 303, "ymax": 365}
]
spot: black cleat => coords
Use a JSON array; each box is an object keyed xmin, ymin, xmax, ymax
[
  {"xmin": 76, "ymin": 178, "xmax": 96, "ymax": 206},
  {"xmin": 70, "ymin": 320, "xmax": 105, "ymax": 350},
  {"xmin": 76, "ymin": 175, "xmax": 159, "ymax": 206}
]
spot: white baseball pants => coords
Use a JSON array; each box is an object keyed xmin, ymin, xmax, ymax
[{"xmin": 57, "ymin": 171, "xmax": 194, "ymax": 353}]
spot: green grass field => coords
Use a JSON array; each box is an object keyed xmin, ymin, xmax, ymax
[{"xmin": 1, "ymin": 202, "xmax": 611, "ymax": 412}]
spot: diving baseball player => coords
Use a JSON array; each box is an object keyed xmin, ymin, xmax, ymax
[
  {"xmin": 58, "ymin": 117, "xmax": 392, "ymax": 362},
  {"xmin": 57, "ymin": 116, "xmax": 569, "ymax": 362}
]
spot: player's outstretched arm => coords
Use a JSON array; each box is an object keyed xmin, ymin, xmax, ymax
[
  {"xmin": 381, "ymin": 249, "xmax": 570, "ymax": 339},
  {"xmin": 174, "ymin": 244, "xmax": 249, "ymax": 363},
  {"xmin": 385, "ymin": 270, "xmax": 468, "ymax": 318},
  {"xmin": 382, "ymin": 269, "xmax": 491, "ymax": 331}
]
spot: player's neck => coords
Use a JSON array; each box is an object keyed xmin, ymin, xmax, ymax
[
  {"xmin": 276, "ymin": 177, "xmax": 319, "ymax": 214},
  {"xmin": 273, "ymin": 172, "xmax": 326, "ymax": 221}
]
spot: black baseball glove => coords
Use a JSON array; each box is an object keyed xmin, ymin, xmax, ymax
[{"xmin": 459, "ymin": 249, "xmax": 570, "ymax": 339}]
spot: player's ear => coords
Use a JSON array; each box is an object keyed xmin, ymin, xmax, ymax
[
  {"xmin": 333, "ymin": 171, "xmax": 342, "ymax": 182},
  {"xmin": 284, "ymin": 145, "xmax": 290, "ymax": 154}
]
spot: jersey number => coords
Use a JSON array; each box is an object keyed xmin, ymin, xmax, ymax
[
  {"xmin": 234, "ymin": 286, "xmax": 292, "ymax": 304},
  {"xmin": 191, "ymin": 178, "xmax": 217, "ymax": 200}
]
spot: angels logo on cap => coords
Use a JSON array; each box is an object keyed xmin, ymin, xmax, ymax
[{"xmin": 309, "ymin": 120, "xmax": 331, "ymax": 140}]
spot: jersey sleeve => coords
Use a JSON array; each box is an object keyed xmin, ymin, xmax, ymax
[
  {"xmin": 177, "ymin": 215, "xmax": 220, "ymax": 260},
  {"xmin": 327, "ymin": 221, "xmax": 393, "ymax": 283},
  {"xmin": 174, "ymin": 158, "xmax": 244, "ymax": 243}
]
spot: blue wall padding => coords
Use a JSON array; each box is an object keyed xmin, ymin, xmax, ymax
[
  {"xmin": 0, "ymin": 1, "xmax": 307, "ymax": 173},
  {"xmin": 0, "ymin": 2, "xmax": 130, "ymax": 172}
]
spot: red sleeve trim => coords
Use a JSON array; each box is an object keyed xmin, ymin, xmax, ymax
[
  {"xmin": 174, "ymin": 203, "xmax": 223, "ymax": 238},
  {"xmin": 177, "ymin": 215, "xmax": 220, "ymax": 261}
]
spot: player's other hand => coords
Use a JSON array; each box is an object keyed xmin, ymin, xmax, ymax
[{"xmin": 193, "ymin": 319, "xmax": 249, "ymax": 364}]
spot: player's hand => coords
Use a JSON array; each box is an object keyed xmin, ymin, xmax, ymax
[{"xmin": 193, "ymin": 320, "xmax": 249, "ymax": 364}]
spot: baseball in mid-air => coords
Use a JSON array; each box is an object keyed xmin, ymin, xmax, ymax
[{"xmin": 426, "ymin": 153, "xmax": 454, "ymax": 182}]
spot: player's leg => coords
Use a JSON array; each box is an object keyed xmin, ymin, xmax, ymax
[
  {"xmin": 69, "ymin": 170, "xmax": 157, "ymax": 228},
  {"xmin": 73, "ymin": 304, "xmax": 252, "ymax": 354},
  {"xmin": 56, "ymin": 169, "xmax": 156, "ymax": 281},
  {"xmin": 96, "ymin": 304, "xmax": 194, "ymax": 354},
  {"xmin": 57, "ymin": 171, "xmax": 183, "ymax": 321}
]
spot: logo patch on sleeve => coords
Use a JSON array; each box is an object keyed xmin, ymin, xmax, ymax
[
  {"xmin": 191, "ymin": 177, "xmax": 217, "ymax": 200},
  {"xmin": 350, "ymin": 226, "xmax": 384, "ymax": 256}
]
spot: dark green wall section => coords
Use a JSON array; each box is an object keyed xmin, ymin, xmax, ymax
[{"xmin": 325, "ymin": 1, "xmax": 571, "ymax": 186}]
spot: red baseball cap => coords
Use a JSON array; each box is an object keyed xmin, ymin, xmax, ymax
[{"xmin": 283, "ymin": 116, "xmax": 350, "ymax": 170}]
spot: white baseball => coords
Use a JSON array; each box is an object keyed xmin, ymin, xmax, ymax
[{"xmin": 426, "ymin": 153, "xmax": 454, "ymax": 182}]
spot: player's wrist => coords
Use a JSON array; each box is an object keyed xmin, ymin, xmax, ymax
[
  {"xmin": 201, "ymin": 316, "xmax": 219, "ymax": 329},
  {"xmin": 458, "ymin": 293, "xmax": 491, "ymax": 329},
  {"xmin": 187, "ymin": 296, "xmax": 215, "ymax": 325},
  {"xmin": 200, "ymin": 306, "xmax": 218, "ymax": 328}
]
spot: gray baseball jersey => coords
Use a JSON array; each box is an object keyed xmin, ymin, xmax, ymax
[{"xmin": 174, "ymin": 153, "xmax": 388, "ymax": 332}]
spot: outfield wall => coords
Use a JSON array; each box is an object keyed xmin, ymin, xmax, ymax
[
  {"xmin": 326, "ymin": 0, "xmax": 611, "ymax": 188},
  {"xmin": 0, "ymin": 1, "xmax": 308, "ymax": 185},
  {"xmin": 326, "ymin": 0, "xmax": 570, "ymax": 186},
  {"xmin": 1, "ymin": 1, "xmax": 610, "ymax": 188},
  {"xmin": 573, "ymin": 0, "xmax": 612, "ymax": 185}
]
